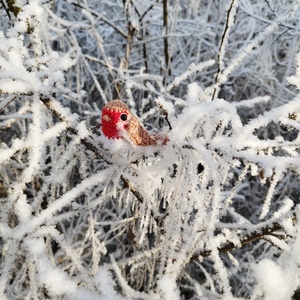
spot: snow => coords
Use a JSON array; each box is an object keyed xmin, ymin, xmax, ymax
[
  {"xmin": 15, "ymin": 168, "xmax": 113, "ymax": 239},
  {"xmin": 93, "ymin": 267, "xmax": 125, "ymax": 299},
  {"xmin": 99, "ymin": 133, "xmax": 132, "ymax": 153},
  {"xmin": 166, "ymin": 60, "xmax": 215, "ymax": 92},
  {"xmin": 157, "ymin": 276, "xmax": 180, "ymax": 300},
  {"xmin": 252, "ymin": 259, "xmax": 291, "ymax": 300},
  {"xmin": 25, "ymin": 238, "xmax": 77, "ymax": 297}
]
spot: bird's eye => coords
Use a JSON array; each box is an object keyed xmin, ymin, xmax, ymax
[{"xmin": 120, "ymin": 113, "xmax": 127, "ymax": 121}]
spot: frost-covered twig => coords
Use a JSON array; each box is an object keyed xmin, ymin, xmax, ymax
[
  {"xmin": 121, "ymin": 175, "xmax": 144, "ymax": 203},
  {"xmin": 194, "ymin": 215, "xmax": 295, "ymax": 259},
  {"xmin": 218, "ymin": 1, "xmax": 300, "ymax": 88},
  {"xmin": 40, "ymin": 97, "xmax": 110, "ymax": 163}
]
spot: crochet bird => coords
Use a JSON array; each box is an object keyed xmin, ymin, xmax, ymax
[{"xmin": 101, "ymin": 100, "xmax": 168, "ymax": 146}]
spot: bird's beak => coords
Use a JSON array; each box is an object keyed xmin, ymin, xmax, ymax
[{"xmin": 103, "ymin": 115, "xmax": 111, "ymax": 122}]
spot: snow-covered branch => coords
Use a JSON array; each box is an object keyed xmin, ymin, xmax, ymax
[{"xmin": 1, "ymin": 0, "xmax": 300, "ymax": 299}]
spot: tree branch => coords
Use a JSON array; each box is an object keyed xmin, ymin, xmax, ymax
[
  {"xmin": 212, "ymin": 0, "xmax": 238, "ymax": 101},
  {"xmin": 192, "ymin": 216, "xmax": 296, "ymax": 260},
  {"xmin": 163, "ymin": 0, "xmax": 170, "ymax": 85},
  {"xmin": 0, "ymin": 0, "xmax": 11, "ymax": 20},
  {"xmin": 120, "ymin": 175, "xmax": 144, "ymax": 203},
  {"xmin": 40, "ymin": 97, "xmax": 110, "ymax": 164},
  {"xmin": 70, "ymin": 1, "xmax": 127, "ymax": 38}
]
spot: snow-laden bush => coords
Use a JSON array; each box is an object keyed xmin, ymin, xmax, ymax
[{"xmin": 1, "ymin": 0, "xmax": 300, "ymax": 299}]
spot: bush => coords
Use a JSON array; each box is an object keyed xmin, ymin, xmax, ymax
[{"xmin": 1, "ymin": 0, "xmax": 300, "ymax": 299}]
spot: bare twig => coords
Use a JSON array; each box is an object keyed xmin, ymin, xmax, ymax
[
  {"xmin": 0, "ymin": 0, "xmax": 11, "ymax": 20},
  {"xmin": 139, "ymin": 4, "xmax": 155, "ymax": 76},
  {"xmin": 163, "ymin": 0, "xmax": 170, "ymax": 85},
  {"xmin": 192, "ymin": 216, "xmax": 295, "ymax": 259},
  {"xmin": 120, "ymin": 175, "xmax": 144, "ymax": 203},
  {"xmin": 139, "ymin": 4, "xmax": 154, "ymax": 22},
  {"xmin": 142, "ymin": 29, "xmax": 149, "ymax": 74},
  {"xmin": 157, "ymin": 103, "xmax": 172, "ymax": 130},
  {"xmin": 0, "ymin": 96, "xmax": 17, "ymax": 114},
  {"xmin": 212, "ymin": 0, "xmax": 238, "ymax": 101}
]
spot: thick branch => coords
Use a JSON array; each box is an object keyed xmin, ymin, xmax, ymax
[{"xmin": 192, "ymin": 218, "xmax": 294, "ymax": 260}]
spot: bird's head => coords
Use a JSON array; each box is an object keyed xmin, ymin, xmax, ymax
[{"xmin": 101, "ymin": 100, "xmax": 131, "ymax": 139}]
